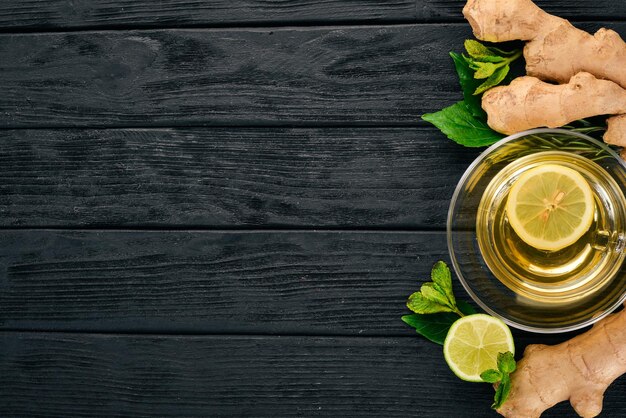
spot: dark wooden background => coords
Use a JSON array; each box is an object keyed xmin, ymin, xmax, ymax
[{"xmin": 1, "ymin": 1, "xmax": 625, "ymax": 416}]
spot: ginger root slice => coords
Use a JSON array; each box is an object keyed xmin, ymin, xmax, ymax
[
  {"xmin": 481, "ymin": 72, "xmax": 626, "ymax": 141},
  {"xmin": 463, "ymin": 0, "xmax": 626, "ymax": 89},
  {"xmin": 497, "ymin": 304, "xmax": 626, "ymax": 418}
]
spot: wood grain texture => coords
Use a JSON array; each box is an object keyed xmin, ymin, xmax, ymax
[
  {"xmin": 0, "ymin": 0, "xmax": 419, "ymax": 30},
  {"xmin": 0, "ymin": 24, "xmax": 472, "ymax": 127},
  {"xmin": 0, "ymin": 229, "xmax": 608, "ymax": 343},
  {"xmin": 0, "ymin": 127, "xmax": 478, "ymax": 228},
  {"xmin": 3, "ymin": 23, "xmax": 625, "ymax": 128},
  {"xmin": 0, "ymin": 0, "xmax": 623, "ymax": 30},
  {"xmin": 422, "ymin": 0, "xmax": 626, "ymax": 21},
  {"xmin": 0, "ymin": 332, "xmax": 623, "ymax": 417},
  {"xmin": 0, "ymin": 230, "xmax": 451, "ymax": 334}
]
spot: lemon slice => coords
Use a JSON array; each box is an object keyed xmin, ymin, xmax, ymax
[
  {"xmin": 505, "ymin": 164, "xmax": 594, "ymax": 251},
  {"xmin": 443, "ymin": 314, "xmax": 514, "ymax": 382}
]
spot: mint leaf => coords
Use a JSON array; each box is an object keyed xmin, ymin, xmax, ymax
[
  {"xmin": 464, "ymin": 40, "xmax": 517, "ymax": 60},
  {"xmin": 401, "ymin": 312, "xmax": 460, "ymax": 345},
  {"xmin": 485, "ymin": 352, "xmax": 516, "ymax": 410},
  {"xmin": 492, "ymin": 381, "xmax": 505, "ymax": 409},
  {"xmin": 420, "ymin": 282, "xmax": 451, "ymax": 308},
  {"xmin": 497, "ymin": 352, "xmax": 517, "ymax": 374},
  {"xmin": 422, "ymin": 101, "xmax": 503, "ymax": 147},
  {"xmin": 464, "ymin": 39, "xmax": 492, "ymax": 58},
  {"xmin": 492, "ymin": 374, "xmax": 512, "ymax": 409},
  {"xmin": 480, "ymin": 369, "xmax": 502, "ymax": 383},
  {"xmin": 474, "ymin": 62, "xmax": 498, "ymax": 79},
  {"xmin": 488, "ymin": 45, "xmax": 520, "ymax": 57},
  {"xmin": 405, "ymin": 261, "xmax": 467, "ymax": 317},
  {"xmin": 499, "ymin": 375, "xmax": 512, "ymax": 405},
  {"xmin": 457, "ymin": 300, "xmax": 477, "ymax": 315},
  {"xmin": 449, "ymin": 52, "xmax": 484, "ymax": 118},
  {"xmin": 476, "ymin": 55, "xmax": 507, "ymax": 63},
  {"xmin": 474, "ymin": 65, "xmax": 510, "ymax": 95},
  {"xmin": 407, "ymin": 292, "xmax": 453, "ymax": 314},
  {"xmin": 431, "ymin": 261, "xmax": 456, "ymax": 307},
  {"xmin": 425, "ymin": 40, "xmax": 521, "ymax": 148}
]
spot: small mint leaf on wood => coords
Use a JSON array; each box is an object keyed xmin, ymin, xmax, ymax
[
  {"xmin": 420, "ymin": 282, "xmax": 451, "ymax": 308},
  {"xmin": 401, "ymin": 313, "xmax": 460, "ymax": 345},
  {"xmin": 422, "ymin": 101, "xmax": 503, "ymax": 147},
  {"xmin": 457, "ymin": 300, "xmax": 477, "ymax": 315},
  {"xmin": 407, "ymin": 292, "xmax": 453, "ymax": 314},
  {"xmin": 430, "ymin": 261, "xmax": 456, "ymax": 307},
  {"xmin": 449, "ymin": 52, "xmax": 484, "ymax": 118}
]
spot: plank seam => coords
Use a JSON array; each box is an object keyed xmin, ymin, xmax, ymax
[
  {"xmin": 0, "ymin": 122, "xmax": 435, "ymax": 131},
  {"xmin": 0, "ymin": 21, "xmax": 463, "ymax": 36},
  {"xmin": 0, "ymin": 227, "xmax": 447, "ymax": 233},
  {"xmin": 0, "ymin": 329, "xmax": 421, "ymax": 339}
]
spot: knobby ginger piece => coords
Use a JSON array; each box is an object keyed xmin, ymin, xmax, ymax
[
  {"xmin": 606, "ymin": 115, "xmax": 626, "ymax": 147},
  {"xmin": 498, "ymin": 304, "xmax": 626, "ymax": 418},
  {"xmin": 463, "ymin": 0, "xmax": 626, "ymax": 89},
  {"xmin": 481, "ymin": 73, "xmax": 626, "ymax": 147}
]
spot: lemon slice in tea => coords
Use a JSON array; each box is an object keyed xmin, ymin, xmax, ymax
[
  {"xmin": 443, "ymin": 314, "xmax": 514, "ymax": 382},
  {"xmin": 505, "ymin": 164, "xmax": 594, "ymax": 252}
]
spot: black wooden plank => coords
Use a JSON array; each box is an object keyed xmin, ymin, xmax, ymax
[
  {"xmin": 0, "ymin": 24, "xmax": 471, "ymax": 127},
  {"xmin": 2, "ymin": 230, "xmax": 617, "ymax": 341},
  {"xmin": 0, "ymin": 0, "xmax": 419, "ymax": 30},
  {"xmin": 0, "ymin": 127, "xmax": 478, "ymax": 228},
  {"xmin": 0, "ymin": 230, "xmax": 452, "ymax": 334},
  {"xmin": 3, "ymin": 23, "xmax": 625, "ymax": 128},
  {"xmin": 3, "ymin": 230, "xmax": 611, "ymax": 341},
  {"xmin": 0, "ymin": 1, "xmax": 623, "ymax": 30},
  {"xmin": 423, "ymin": 0, "xmax": 626, "ymax": 22},
  {"xmin": 0, "ymin": 332, "xmax": 623, "ymax": 417}
]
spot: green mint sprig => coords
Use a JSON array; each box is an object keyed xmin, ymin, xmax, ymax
[
  {"xmin": 407, "ymin": 261, "xmax": 463, "ymax": 316},
  {"xmin": 423, "ymin": 39, "xmax": 607, "ymax": 149},
  {"xmin": 464, "ymin": 40, "xmax": 522, "ymax": 95},
  {"xmin": 402, "ymin": 262, "xmax": 516, "ymax": 409},
  {"xmin": 421, "ymin": 101, "xmax": 503, "ymax": 147},
  {"xmin": 401, "ymin": 261, "xmax": 476, "ymax": 344},
  {"xmin": 480, "ymin": 351, "xmax": 517, "ymax": 409},
  {"xmin": 422, "ymin": 40, "xmax": 521, "ymax": 148}
]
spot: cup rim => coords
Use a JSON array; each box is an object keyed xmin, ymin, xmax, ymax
[{"xmin": 447, "ymin": 128, "xmax": 626, "ymax": 333}]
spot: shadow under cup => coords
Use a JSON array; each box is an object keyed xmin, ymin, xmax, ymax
[{"xmin": 448, "ymin": 129, "xmax": 626, "ymax": 333}]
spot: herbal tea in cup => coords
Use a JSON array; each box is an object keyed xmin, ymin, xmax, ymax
[
  {"xmin": 447, "ymin": 129, "xmax": 626, "ymax": 332},
  {"xmin": 477, "ymin": 151, "xmax": 626, "ymax": 305}
]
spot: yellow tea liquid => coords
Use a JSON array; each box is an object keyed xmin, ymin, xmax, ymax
[{"xmin": 477, "ymin": 151, "xmax": 626, "ymax": 305}]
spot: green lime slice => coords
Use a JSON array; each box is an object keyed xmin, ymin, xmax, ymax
[{"xmin": 443, "ymin": 314, "xmax": 514, "ymax": 382}]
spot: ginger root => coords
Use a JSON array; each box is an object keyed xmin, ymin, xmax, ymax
[
  {"xmin": 482, "ymin": 72, "xmax": 626, "ymax": 142},
  {"xmin": 498, "ymin": 305, "xmax": 626, "ymax": 418},
  {"xmin": 606, "ymin": 115, "xmax": 626, "ymax": 147},
  {"xmin": 463, "ymin": 0, "xmax": 626, "ymax": 89}
]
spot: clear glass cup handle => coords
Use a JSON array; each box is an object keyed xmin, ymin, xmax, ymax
[{"xmin": 592, "ymin": 230, "xmax": 625, "ymax": 253}]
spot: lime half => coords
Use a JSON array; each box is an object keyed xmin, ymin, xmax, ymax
[
  {"xmin": 443, "ymin": 314, "xmax": 514, "ymax": 382},
  {"xmin": 506, "ymin": 164, "xmax": 594, "ymax": 251}
]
